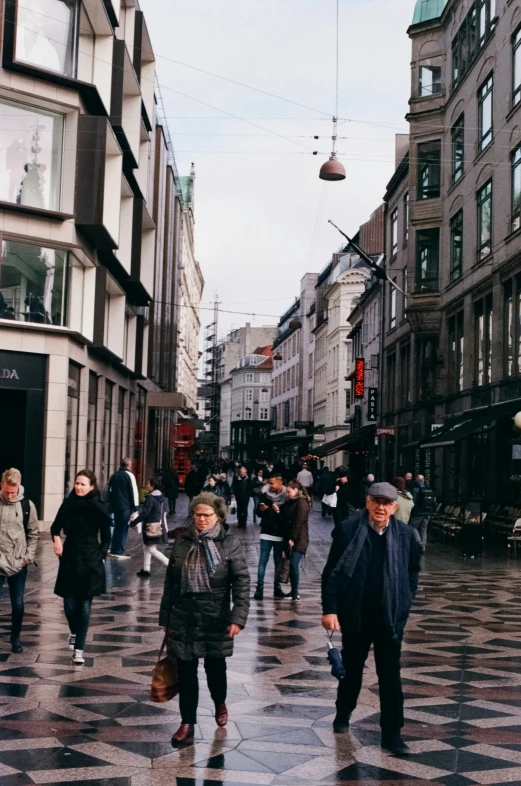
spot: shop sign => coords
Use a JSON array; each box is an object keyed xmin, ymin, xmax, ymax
[
  {"xmin": 431, "ymin": 424, "xmax": 444, "ymax": 432},
  {"xmin": 424, "ymin": 448, "xmax": 432, "ymax": 488},
  {"xmin": 0, "ymin": 351, "xmax": 46, "ymax": 391},
  {"xmin": 314, "ymin": 434, "xmax": 326, "ymax": 442},
  {"xmin": 295, "ymin": 421, "xmax": 313, "ymax": 429},
  {"xmin": 377, "ymin": 427, "xmax": 396, "ymax": 436},
  {"xmin": 367, "ymin": 388, "xmax": 378, "ymax": 422},
  {"xmin": 354, "ymin": 358, "xmax": 365, "ymax": 398},
  {"xmin": 0, "ymin": 368, "xmax": 19, "ymax": 380},
  {"xmin": 353, "ymin": 405, "xmax": 362, "ymax": 432}
]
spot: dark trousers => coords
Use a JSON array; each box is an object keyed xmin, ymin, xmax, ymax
[
  {"xmin": 177, "ymin": 657, "xmax": 227, "ymax": 724},
  {"xmin": 257, "ymin": 539, "xmax": 283, "ymax": 586},
  {"xmin": 63, "ymin": 597, "xmax": 93, "ymax": 650},
  {"xmin": 111, "ymin": 508, "xmax": 131, "ymax": 555},
  {"xmin": 168, "ymin": 497, "xmax": 176, "ymax": 515},
  {"xmin": 0, "ymin": 567, "xmax": 27, "ymax": 639},
  {"xmin": 337, "ymin": 617, "xmax": 404, "ymax": 731},
  {"xmin": 322, "ymin": 503, "xmax": 332, "ymax": 517},
  {"xmin": 237, "ymin": 500, "xmax": 249, "ymax": 528}
]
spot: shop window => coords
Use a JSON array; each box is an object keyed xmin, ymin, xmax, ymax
[
  {"xmin": 416, "ymin": 228, "xmax": 440, "ymax": 292},
  {"xmin": 0, "ymin": 98, "xmax": 63, "ymax": 211},
  {"xmin": 477, "ymin": 180, "xmax": 493, "ymax": 260},
  {"xmin": 417, "ymin": 141, "xmax": 441, "ymax": 200},
  {"xmin": 448, "ymin": 312, "xmax": 465, "ymax": 392},
  {"xmin": 419, "ymin": 65, "xmax": 441, "ymax": 96},
  {"xmin": 478, "ymin": 74, "xmax": 493, "ymax": 152},
  {"xmin": 65, "ymin": 362, "xmax": 80, "ymax": 496},
  {"xmin": 451, "ymin": 115, "xmax": 464, "ymax": 183},
  {"xmin": 86, "ymin": 371, "xmax": 97, "ymax": 471},
  {"xmin": 512, "ymin": 145, "xmax": 521, "ymax": 233},
  {"xmin": 0, "ymin": 240, "xmax": 67, "ymax": 325},
  {"xmin": 101, "ymin": 380, "xmax": 113, "ymax": 486},
  {"xmin": 15, "ymin": 0, "xmax": 79, "ymax": 77},
  {"xmin": 450, "ymin": 210, "xmax": 464, "ymax": 283},
  {"xmin": 475, "ymin": 294, "xmax": 493, "ymax": 386},
  {"xmin": 503, "ymin": 276, "xmax": 521, "ymax": 378}
]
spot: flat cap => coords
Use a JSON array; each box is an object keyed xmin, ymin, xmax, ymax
[{"xmin": 367, "ymin": 482, "xmax": 398, "ymax": 501}]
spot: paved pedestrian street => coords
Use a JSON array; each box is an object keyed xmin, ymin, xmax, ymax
[{"xmin": 2, "ymin": 500, "xmax": 521, "ymax": 785}]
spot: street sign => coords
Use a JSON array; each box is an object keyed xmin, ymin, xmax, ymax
[
  {"xmin": 295, "ymin": 421, "xmax": 313, "ymax": 429},
  {"xmin": 355, "ymin": 358, "xmax": 365, "ymax": 398},
  {"xmin": 367, "ymin": 388, "xmax": 378, "ymax": 422},
  {"xmin": 377, "ymin": 427, "xmax": 396, "ymax": 436}
]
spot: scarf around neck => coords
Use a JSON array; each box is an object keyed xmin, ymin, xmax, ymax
[
  {"xmin": 181, "ymin": 521, "xmax": 223, "ymax": 594},
  {"xmin": 265, "ymin": 487, "xmax": 287, "ymax": 506}
]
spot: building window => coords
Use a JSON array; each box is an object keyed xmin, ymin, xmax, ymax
[
  {"xmin": 260, "ymin": 389, "xmax": 269, "ymax": 402},
  {"xmin": 416, "ymin": 339, "xmax": 437, "ymax": 401},
  {"xmin": 65, "ymin": 362, "xmax": 81, "ymax": 496},
  {"xmin": 452, "ymin": 1, "xmax": 494, "ymax": 87},
  {"xmin": 245, "ymin": 408, "xmax": 252, "ymax": 421},
  {"xmin": 416, "ymin": 228, "xmax": 440, "ymax": 292},
  {"xmin": 400, "ymin": 344, "xmax": 411, "ymax": 407},
  {"xmin": 475, "ymin": 294, "xmax": 493, "ymax": 386},
  {"xmin": 419, "ymin": 65, "xmax": 441, "ymax": 96},
  {"xmin": 512, "ymin": 146, "xmax": 521, "ymax": 233},
  {"xmin": 390, "ymin": 281, "xmax": 396, "ymax": 329},
  {"xmin": 418, "ymin": 141, "xmax": 441, "ymax": 200},
  {"xmin": 451, "ymin": 115, "xmax": 464, "ymax": 183},
  {"xmin": 450, "ymin": 210, "xmax": 464, "ymax": 283},
  {"xmin": 478, "ymin": 74, "xmax": 493, "ymax": 152},
  {"xmin": 390, "ymin": 209, "xmax": 398, "ymax": 256},
  {"xmin": 477, "ymin": 181, "xmax": 492, "ymax": 260},
  {"xmin": 245, "ymin": 373, "xmax": 253, "ymax": 382},
  {"xmin": 101, "ymin": 381, "xmax": 113, "ymax": 486},
  {"xmin": 15, "ymin": 0, "xmax": 79, "ymax": 77},
  {"xmin": 0, "ymin": 240, "xmax": 68, "ymax": 325},
  {"xmin": 403, "ymin": 192, "xmax": 409, "ymax": 243},
  {"xmin": 514, "ymin": 27, "xmax": 521, "ymax": 107},
  {"xmin": 260, "ymin": 407, "xmax": 269, "ymax": 420},
  {"xmin": 503, "ymin": 276, "xmax": 521, "ymax": 377},
  {"xmin": 448, "ymin": 312, "xmax": 465, "ymax": 392},
  {"xmin": 86, "ymin": 372, "xmax": 98, "ymax": 471},
  {"xmin": 0, "ymin": 98, "xmax": 64, "ymax": 211},
  {"xmin": 245, "ymin": 388, "xmax": 253, "ymax": 402},
  {"xmin": 386, "ymin": 353, "xmax": 396, "ymax": 411}
]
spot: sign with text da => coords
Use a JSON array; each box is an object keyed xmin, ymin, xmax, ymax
[{"xmin": 354, "ymin": 358, "xmax": 365, "ymax": 399}]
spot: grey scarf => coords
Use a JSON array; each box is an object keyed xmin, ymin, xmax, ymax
[
  {"xmin": 265, "ymin": 488, "xmax": 287, "ymax": 506},
  {"xmin": 181, "ymin": 522, "xmax": 223, "ymax": 594}
]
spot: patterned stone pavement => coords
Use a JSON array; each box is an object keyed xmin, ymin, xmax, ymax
[{"xmin": 2, "ymin": 498, "xmax": 521, "ymax": 785}]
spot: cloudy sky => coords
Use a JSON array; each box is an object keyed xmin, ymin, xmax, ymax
[{"xmin": 141, "ymin": 0, "xmax": 415, "ymax": 337}]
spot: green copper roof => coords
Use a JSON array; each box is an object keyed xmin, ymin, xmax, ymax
[{"xmin": 412, "ymin": 0, "xmax": 449, "ymax": 25}]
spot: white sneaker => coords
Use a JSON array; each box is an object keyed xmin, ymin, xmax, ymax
[
  {"xmin": 114, "ymin": 554, "xmax": 131, "ymax": 560},
  {"xmin": 68, "ymin": 634, "xmax": 76, "ymax": 651},
  {"xmin": 72, "ymin": 649, "xmax": 85, "ymax": 665}
]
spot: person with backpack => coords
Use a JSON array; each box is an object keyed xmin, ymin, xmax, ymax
[
  {"xmin": 0, "ymin": 468, "xmax": 39, "ymax": 653},
  {"xmin": 411, "ymin": 475, "xmax": 436, "ymax": 553},
  {"xmin": 132, "ymin": 476, "xmax": 169, "ymax": 578}
]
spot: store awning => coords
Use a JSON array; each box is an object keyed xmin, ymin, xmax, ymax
[
  {"xmin": 420, "ymin": 399, "xmax": 521, "ymax": 449},
  {"xmin": 314, "ymin": 434, "xmax": 352, "ymax": 458},
  {"xmin": 266, "ymin": 433, "xmax": 311, "ymax": 447}
]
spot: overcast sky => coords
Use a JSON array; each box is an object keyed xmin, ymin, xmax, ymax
[{"xmin": 141, "ymin": 0, "xmax": 415, "ymax": 338}]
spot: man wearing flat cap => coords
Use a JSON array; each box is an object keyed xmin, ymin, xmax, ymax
[{"xmin": 321, "ymin": 481, "xmax": 420, "ymax": 755}]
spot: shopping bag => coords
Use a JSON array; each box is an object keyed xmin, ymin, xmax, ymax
[
  {"xmin": 276, "ymin": 551, "xmax": 291, "ymax": 584},
  {"xmin": 150, "ymin": 637, "xmax": 178, "ymax": 702}
]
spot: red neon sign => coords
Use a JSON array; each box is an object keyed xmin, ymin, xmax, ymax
[{"xmin": 355, "ymin": 358, "xmax": 365, "ymax": 399}]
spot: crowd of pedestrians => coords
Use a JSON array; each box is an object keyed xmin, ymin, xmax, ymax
[{"xmin": 0, "ymin": 456, "xmax": 435, "ymax": 757}]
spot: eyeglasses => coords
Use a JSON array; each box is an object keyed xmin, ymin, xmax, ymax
[
  {"xmin": 194, "ymin": 512, "xmax": 217, "ymax": 520},
  {"xmin": 368, "ymin": 497, "xmax": 396, "ymax": 507}
]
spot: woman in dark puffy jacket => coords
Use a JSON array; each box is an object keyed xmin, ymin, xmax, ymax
[
  {"xmin": 283, "ymin": 480, "xmax": 311, "ymax": 602},
  {"xmin": 203, "ymin": 475, "xmax": 231, "ymax": 505},
  {"xmin": 160, "ymin": 492, "xmax": 250, "ymax": 747},
  {"xmin": 51, "ymin": 470, "xmax": 111, "ymax": 665},
  {"xmin": 132, "ymin": 477, "xmax": 169, "ymax": 579}
]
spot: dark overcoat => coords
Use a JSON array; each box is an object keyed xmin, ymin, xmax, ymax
[
  {"xmin": 51, "ymin": 491, "xmax": 112, "ymax": 599},
  {"xmin": 159, "ymin": 524, "xmax": 250, "ymax": 660}
]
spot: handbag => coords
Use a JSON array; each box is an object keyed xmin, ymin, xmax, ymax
[
  {"xmin": 276, "ymin": 548, "xmax": 291, "ymax": 584},
  {"xmin": 145, "ymin": 500, "xmax": 164, "ymax": 538},
  {"xmin": 151, "ymin": 636, "xmax": 178, "ymax": 702}
]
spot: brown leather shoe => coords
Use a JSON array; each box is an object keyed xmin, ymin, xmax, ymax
[
  {"xmin": 215, "ymin": 703, "xmax": 228, "ymax": 727},
  {"xmin": 171, "ymin": 723, "xmax": 194, "ymax": 746}
]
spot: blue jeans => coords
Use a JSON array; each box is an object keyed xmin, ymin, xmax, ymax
[
  {"xmin": 257, "ymin": 539, "xmax": 283, "ymax": 586},
  {"xmin": 111, "ymin": 508, "xmax": 132, "ymax": 555},
  {"xmin": 290, "ymin": 551, "xmax": 304, "ymax": 597},
  {"xmin": 0, "ymin": 567, "xmax": 27, "ymax": 639},
  {"xmin": 64, "ymin": 597, "xmax": 93, "ymax": 650}
]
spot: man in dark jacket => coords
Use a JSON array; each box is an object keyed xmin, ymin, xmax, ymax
[
  {"xmin": 232, "ymin": 466, "xmax": 252, "ymax": 529},
  {"xmin": 254, "ymin": 475, "xmax": 287, "ymax": 600},
  {"xmin": 109, "ymin": 458, "xmax": 139, "ymax": 558},
  {"xmin": 184, "ymin": 465, "xmax": 202, "ymax": 504},
  {"xmin": 163, "ymin": 466, "xmax": 179, "ymax": 515},
  {"xmin": 321, "ymin": 482, "xmax": 420, "ymax": 755},
  {"xmin": 318, "ymin": 468, "xmax": 336, "ymax": 517},
  {"xmin": 334, "ymin": 469, "xmax": 359, "ymax": 527}
]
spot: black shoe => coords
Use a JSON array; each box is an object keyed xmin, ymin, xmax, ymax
[
  {"xmin": 253, "ymin": 585, "xmax": 264, "ymax": 600},
  {"xmin": 10, "ymin": 638, "xmax": 22, "ymax": 654},
  {"xmin": 333, "ymin": 713, "xmax": 351, "ymax": 733},
  {"xmin": 381, "ymin": 731, "xmax": 410, "ymax": 755},
  {"xmin": 273, "ymin": 585, "xmax": 286, "ymax": 599},
  {"xmin": 136, "ymin": 569, "xmax": 151, "ymax": 578}
]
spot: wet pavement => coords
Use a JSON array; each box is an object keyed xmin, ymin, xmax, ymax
[{"xmin": 1, "ymin": 497, "xmax": 521, "ymax": 784}]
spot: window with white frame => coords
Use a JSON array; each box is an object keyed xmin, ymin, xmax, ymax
[
  {"xmin": 260, "ymin": 390, "xmax": 269, "ymax": 402},
  {"xmin": 245, "ymin": 388, "xmax": 253, "ymax": 402},
  {"xmin": 260, "ymin": 408, "xmax": 269, "ymax": 420},
  {"xmin": 245, "ymin": 373, "xmax": 253, "ymax": 382}
]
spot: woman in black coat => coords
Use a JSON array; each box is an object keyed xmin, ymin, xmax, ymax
[
  {"xmin": 51, "ymin": 470, "xmax": 111, "ymax": 665},
  {"xmin": 132, "ymin": 476, "xmax": 169, "ymax": 579},
  {"xmin": 283, "ymin": 481, "xmax": 311, "ymax": 602},
  {"xmin": 159, "ymin": 492, "xmax": 250, "ymax": 747}
]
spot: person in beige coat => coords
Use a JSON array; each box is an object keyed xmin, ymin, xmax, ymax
[
  {"xmin": 392, "ymin": 477, "xmax": 415, "ymax": 524},
  {"xmin": 0, "ymin": 468, "xmax": 39, "ymax": 653}
]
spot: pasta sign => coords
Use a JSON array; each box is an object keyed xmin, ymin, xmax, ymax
[{"xmin": 354, "ymin": 359, "xmax": 365, "ymax": 398}]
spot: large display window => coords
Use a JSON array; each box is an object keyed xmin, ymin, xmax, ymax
[{"xmin": 15, "ymin": 0, "xmax": 79, "ymax": 77}]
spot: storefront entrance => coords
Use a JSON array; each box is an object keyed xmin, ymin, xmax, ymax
[{"xmin": 0, "ymin": 351, "xmax": 46, "ymax": 514}]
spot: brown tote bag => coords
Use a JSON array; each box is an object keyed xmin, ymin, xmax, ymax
[{"xmin": 150, "ymin": 636, "xmax": 178, "ymax": 703}]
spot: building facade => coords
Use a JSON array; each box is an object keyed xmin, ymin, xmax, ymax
[
  {"xmin": 230, "ymin": 347, "xmax": 272, "ymax": 462},
  {"xmin": 0, "ymin": 0, "xmax": 203, "ymax": 521}
]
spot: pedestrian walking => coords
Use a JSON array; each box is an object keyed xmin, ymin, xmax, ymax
[
  {"xmin": 254, "ymin": 474, "xmax": 287, "ymax": 600},
  {"xmin": 334, "ymin": 469, "xmax": 359, "ymax": 527},
  {"xmin": 133, "ymin": 477, "xmax": 169, "ymax": 578},
  {"xmin": 321, "ymin": 482, "xmax": 420, "ymax": 755},
  {"xmin": 231, "ymin": 466, "xmax": 252, "ymax": 529},
  {"xmin": 163, "ymin": 465, "xmax": 179, "ymax": 516},
  {"xmin": 361, "ymin": 473, "xmax": 375, "ymax": 498},
  {"xmin": 184, "ymin": 465, "xmax": 202, "ymax": 505},
  {"xmin": 0, "ymin": 468, "xmax": 39, "ymax": 653},
  {"xmin": 392, "ymin": 477, "xmax": 415, "ymax": 524},
  {"xmin": 217, "ymin": 474, "xmax": 232, "ymax": 505},
  {"xmin": 411, "ymin": 474, "xmax": 435, "ymax": 553},
  {"xmin": 296, "ymin": 463, "xmax": 314, "ymax": 493},
  {"xmin": 203, "ymin": 475, "xmax": 230, "ymax": 505},
  {"xmin": 283, "ymin": 481, "xmax": 310, "ymax": 601},
  {"xmin": 160, "ymin": 493, "xmax": 250, "ymax": 747},
  {"xmin": 251, "ymin": 468, "xmax": 267, "ymax": 523},
  {"xmin": 108, "ymin": 458, "xmax": 139, "ymax": 559},
  {"xmin": 51, "ymin": 470, "xmax": 112, "ymax": 665},
  {"xmin": 404, "ymin": 472, "xmax": 414, "ymax": 493},
  {"xmin": 318, "ymin": 467, "xmax": 336, "ymax": 517}
]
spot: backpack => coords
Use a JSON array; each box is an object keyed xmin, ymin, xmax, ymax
[{"xmin": 418, "ymin": 487, "xmax": 436, "ymax": 513}]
